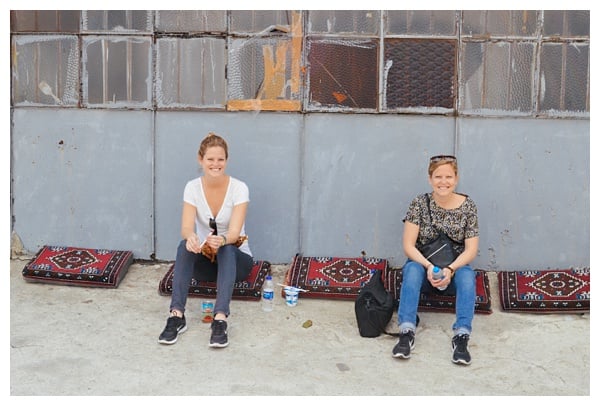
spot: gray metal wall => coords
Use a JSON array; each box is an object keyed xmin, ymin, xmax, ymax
[{"xmin": 11, "ymin": 109, "xmax": 589, "ymax": 270}]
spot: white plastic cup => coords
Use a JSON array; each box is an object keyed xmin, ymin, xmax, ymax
[{"xmin": 284, "ymin": 287, "xmax": 300, "ymax": 307}]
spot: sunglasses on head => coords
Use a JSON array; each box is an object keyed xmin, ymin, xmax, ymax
[
  {"xmin": 209, "ymin": 217, "xmax": 217, "ymax": 235},
  {"xmin": 430, "ymin": 155, "xmax": 457, "ymax": 163}
]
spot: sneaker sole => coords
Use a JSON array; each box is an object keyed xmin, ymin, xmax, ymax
[
  {"xmin": 158, "ymin": 325, "xmax": 188, "ymax": 345},
  {"xmin": 208, "ymin": 341, "xmax": 229, "ymax": 348},
  {"xmin": 452, "ymin": 357, "xmax": 471, "ymax": 365},
  {"xmin": 392, "ymin": 342, "xmax": 415, "ymax": 359}
]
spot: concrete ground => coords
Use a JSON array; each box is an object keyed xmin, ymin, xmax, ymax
[{"xmin": 9, "ymin": 257, "xmax": 592, "ymax": 398}]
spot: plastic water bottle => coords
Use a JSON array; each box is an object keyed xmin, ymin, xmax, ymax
[
  {"xmin": 432, "ymin": 266, "xmax": 447, "ymax": 290},
  {"xmin": 262, "ymin": 275, "xmax": 274, "ymax": 312}
]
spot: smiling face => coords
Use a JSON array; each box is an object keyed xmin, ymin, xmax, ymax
[
  {"xmin": 199, "ymin": 146, "xmax": 227, "ymax": 178},
  {"xmin": 428, "ymin": 162, "xmax": 458, "ymax": 197}
]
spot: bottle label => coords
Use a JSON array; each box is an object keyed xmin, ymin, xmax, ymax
[{"xmin": 263, "ymin": 291, "xmax": 274, "ymax": 300}]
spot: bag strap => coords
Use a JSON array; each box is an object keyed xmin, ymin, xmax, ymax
[{"xmin": 424, "ymin": 193, "xmax": 442, "ymax": 235}]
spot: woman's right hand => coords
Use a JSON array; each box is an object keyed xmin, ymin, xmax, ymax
[{"xmin": 185, "ymin": 234, "xmax": 202, "ymax": 253}]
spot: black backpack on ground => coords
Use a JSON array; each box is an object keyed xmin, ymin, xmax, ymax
[{"xmin": 354, "ymin": 269, "xmax": 396, "ymax": 337}]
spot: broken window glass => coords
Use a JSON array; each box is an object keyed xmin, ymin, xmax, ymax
[
  {"xmin": 156, "ymin": 37, "xmax": 226, "ymax": 108},
  {"xmin": 82, "ymin": 36, "xmax": 152, "ymax": 108},
  {"xmin": 227, "ymin": 11, "xmax": 303, "ymax": 111},
  {"xmin": 11, "ymin": 35, "xmax": 79, "ymax": 106}
]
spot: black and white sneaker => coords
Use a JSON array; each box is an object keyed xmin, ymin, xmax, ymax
[
  {"xmin": 158, "ymin": 315, "xmax": 187, "ymax": 345},
  {"xmin": 452, "ymin": 334, "xmax": 472, "ymax": 365},
  {"xmin": 392, "ymin": 330, "xmax": 415, "ymax": 359},
  {"xmin": 209, "ymin": 320, "xmax": 229, "ymax": 348}
]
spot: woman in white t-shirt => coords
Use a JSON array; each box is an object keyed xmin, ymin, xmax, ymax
[{"xmin": 158, "ymin": 132, "xmax": 254, "ymax": 348}]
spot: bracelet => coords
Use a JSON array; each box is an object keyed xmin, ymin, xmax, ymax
[
  {"xmin": 220, "ymin": 235, "xmax": 227, "ymax": 246},
  {"xmin": 446, "ymin": 265, "xmax": 455, "ymax": 276}
]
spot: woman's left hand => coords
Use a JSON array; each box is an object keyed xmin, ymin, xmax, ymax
[
  {"xmin": 205, "ymin": 234, "xmax": 223, "ymax": 251},
  {"xmin": 429, "ymin": 268, "xmax": 452, "ymax": 289}
]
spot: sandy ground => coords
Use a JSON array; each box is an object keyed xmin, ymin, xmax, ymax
[{"xmin": 9, "ymin": 258, "xmax": 592, "ymax": 399}]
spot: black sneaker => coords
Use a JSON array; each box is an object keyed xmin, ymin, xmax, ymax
[
  {"xmin": 452, "ymin": 334, "xmax": 472, "ymax": 365},
  {"xmin": 158, "ymin": 315, "xmax": 187, "ymax": 345},
  {"xmin": 209, "ymin": 319, "xmax": 229, "ymax": 348},
  {"xmin": 392, "ymin": 330, "xmax": 415, "ymax": 359}
]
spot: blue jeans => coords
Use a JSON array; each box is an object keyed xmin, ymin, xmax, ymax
[
  {"xmin": 397, "ymin": 260, "xmax": 476, "ymax": 336},
  {"xmin": 170, "ymin": 240, "xmax": 253, "ymax": 317}
]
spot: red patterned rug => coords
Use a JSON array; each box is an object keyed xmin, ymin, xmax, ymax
[
  {"xmin": 22, "ymin": 245, "xmax": 133, "ymax": 288},
  {"xmin": 498, "ymin": 268, "xmax": 590, "ymax": 313},
  {"xmin": 385, "ymin": 268, "xmax": 492, "ymax": 314},
  {"xmin": 158, "ymin": 260, "xmax": 271, "ymax": 301},
  {"xmin": 283, "ymin": 255, "xmax": 389, "ymax": 300}
]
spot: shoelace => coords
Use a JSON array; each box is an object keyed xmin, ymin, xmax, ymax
[
  {"xmin": 454, "ymin": 334, "xmax": 469, "ymax": 350},
  {"xmin": 212, "ymin": 321, "xmax": 226, "ymax": 335}
]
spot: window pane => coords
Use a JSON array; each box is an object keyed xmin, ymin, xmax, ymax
[
  {"xmin": 462, "ymin": 10, "xmax": 537, "ymax": 36},
  {"xmin": 460, "ymin": 41, "xmax": 534, "ymax": 114},
  {"xmin": 156, "ymin": 37, "xmax": 226, "ymax": 108},
  {"xmin": 83, "ymin": 36, "xmax": 152, "ymax": 107},
  {"xmin": 228, "ymin": 36, "xmax": 294, "ymax": 99},
  {"xmin": 12, "ymin": 35, "xmax": 79, "ymax": 106},
  {"xmin": 384, "ymin": 39, "xmax": 455, "ymax": 109},
  {"xmin": 539, "ymin": 43, "xmax": 589, "ymax": 113},
  {"xmin": 11, "ymin": 10, "xmax": 80, "ymax": 32},
  {"xmin": 308, "ymin": 10, "xmax": 379, "ymax": 35},
  {"xmin": 307, "ymin": 38, "xmax": 378, "ymax": 110},
  {"xmin": 543, "ymin": 10, "xmax": 590, "ymax": 37},
  {"xmin": 386, "ymin": 10, "xmax": 457, "ymax": 36},
  {"xmin": 231, "ymin": 10, "xmax": 295, "ymax": 33},
  {"xmin": 155, "ymin": 10, "xmax": 226, "ymax": 32},
  {"xmin": 83, "ymin": 10, "xmax": 152, "ymax": 32}
]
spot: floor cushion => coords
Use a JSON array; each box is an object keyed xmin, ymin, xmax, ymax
[
  {"xmin": 497, "ymin": 268, "xmax": 590, "ymax": 313},
  {"xmin": 158, "ymin": 260, "xmax": 271, "ymax": 301},
  {"xmin": 22, "ymin": 245, "xmax": 133, "ymax": 288}
]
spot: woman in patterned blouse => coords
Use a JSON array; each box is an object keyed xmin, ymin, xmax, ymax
[{"xmin": 392, "ymin": 155, "xmax": 479, "ymax": 366}]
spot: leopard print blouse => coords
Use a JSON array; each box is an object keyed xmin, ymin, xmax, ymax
[{"xmin": 403, "ymin": 192, "xmax": 479, "ymax": 252}]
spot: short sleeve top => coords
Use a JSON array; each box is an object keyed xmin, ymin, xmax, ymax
[
  {"xmin": 403, "ymin": 192, "xmax": 479, "ymax": 250},
  {"xmin": 183, "ymin": 176, "xmax": 252, "ymax": 257}
]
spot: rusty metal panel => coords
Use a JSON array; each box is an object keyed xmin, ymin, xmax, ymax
[
  {"xmin": 384, "ymin": 39, "xmax": 455, "ymax": 109},
  {"xmin": 307, "ymin": 38, "xmax": 378, "ymax": 110}
]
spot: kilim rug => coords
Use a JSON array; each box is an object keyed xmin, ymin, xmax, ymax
[
  {"xmin": 497, "ymin": 268, "xmax": 590, "ymax": 313},
  {"xmin": 22, "ymin": 245, "xmax": 133, "ymax": 288},
  {"xmin": 283, "ymin": 255, "xmax": 390, "ymax": 300},
  {"xmin": 385, "ymin": 268, "xmax": 493, "ymax": 314},
  {"xmin": 158, "ymin": 260, "xmax": 271, "ymax": 301}
]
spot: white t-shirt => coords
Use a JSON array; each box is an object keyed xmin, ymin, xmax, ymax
[{"xmin": 183, "ymin": 176, "xmax": 252, "ymax": 257}]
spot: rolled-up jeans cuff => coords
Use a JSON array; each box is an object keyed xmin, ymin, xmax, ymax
[{"xmin": 399, "ymin": 322, "xmax": 417, "ymax": 333}]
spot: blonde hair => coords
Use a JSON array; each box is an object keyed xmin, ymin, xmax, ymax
[
  {"xmin": 428, "ymin": 157, "xmax": 458, "ymax": 176},
  {"xmin": 198, "ymin": 132, "xmax": 228, "ymax": 159}
]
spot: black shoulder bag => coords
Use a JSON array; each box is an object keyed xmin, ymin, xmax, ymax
[
  {"xmin": 354, "ymin": 269, "xmax": 396, "ymax": 337},
  {"xmin": 418, "ymin": 194, "xmax": 464, "ymax": 268}
]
